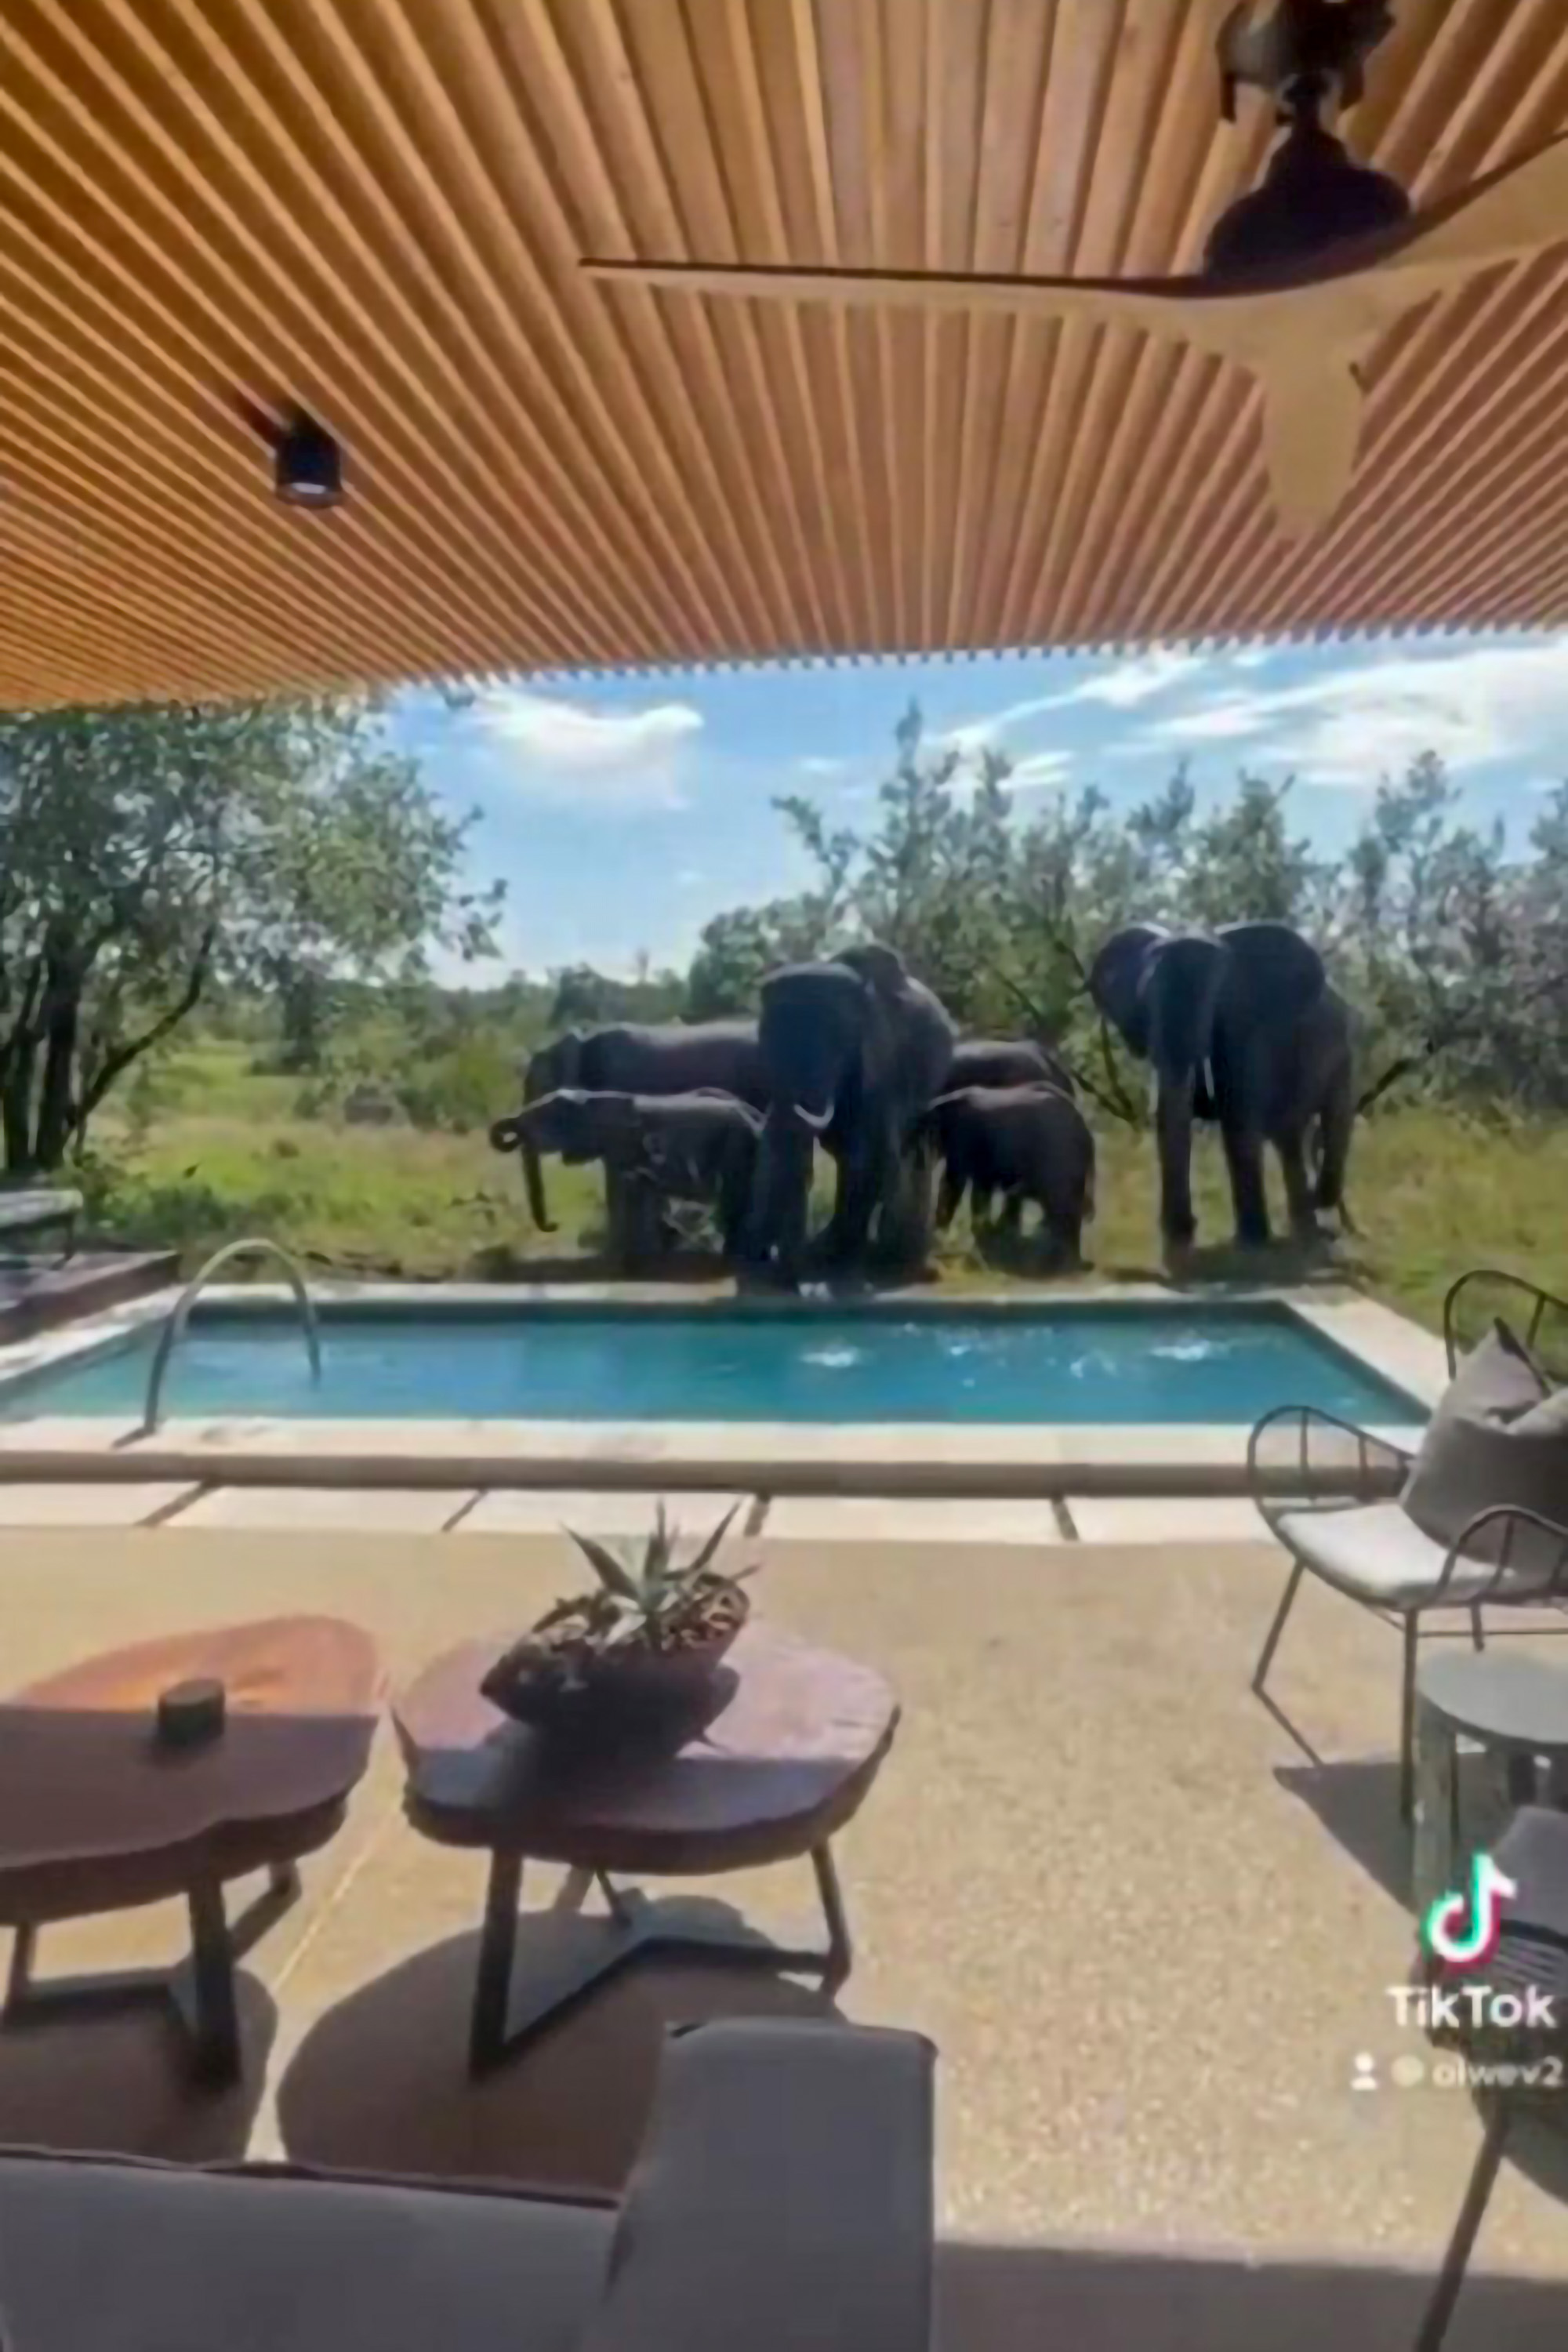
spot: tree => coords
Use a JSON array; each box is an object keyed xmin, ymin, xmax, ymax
[
  {"xmin": 681, "ymin": 705, "xmax": 1568, "ymax": 1129},
  {"xmin": 0, "ymin": 698, "xmax": 502, "ymax": 1171}
]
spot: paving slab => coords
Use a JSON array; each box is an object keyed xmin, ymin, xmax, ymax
[
  {"xmin": 761, "ymin": 1495, "xmax": 1063, "ymax": 1545},
  {"xmin": 172, "ymin": 1486, "xmax": 477, "ymax": 1534},
  {"xmin": 0, "ymin": 1482, "xmax": 194, "ymax": 1526},
  {"xmin": 458, "ymin": 1489, "xmax": 750, "ymax": 1538},
  {"xmin": 1065, "ymin": 1497, "xmax": 1276, "ymax": 1546}
]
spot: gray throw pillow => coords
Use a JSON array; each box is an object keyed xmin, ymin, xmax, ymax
[{"xmin": 1402, "ymin": 1321, "xmax": 1568, "ymax": 1577}]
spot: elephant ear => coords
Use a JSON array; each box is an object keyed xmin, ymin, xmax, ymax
[
  {"xmin": 1215, "ymin": 923, "xmax": 1327, "ymax": 1026},
  {"xmin": 1088, "ymin": 924, "xmax": 1171, "ymax": 1062},
  {"xmin": 835, "ymin": 941, "xmax": 907, "ymax": 996}
]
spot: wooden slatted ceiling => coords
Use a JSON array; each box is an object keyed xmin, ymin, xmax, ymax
[{"xmin": 0, "ymin": 0, "xmax": 1561, "ymax": 707}]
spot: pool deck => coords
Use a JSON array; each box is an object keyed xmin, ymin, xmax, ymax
[
  {"xmin": 0, "ymin": 1520, "xmax": 1563, "ymax": 2347},
  {"xmin": 0, "ymin": 1281, "xmax": 1445, "ymax": 1501}
]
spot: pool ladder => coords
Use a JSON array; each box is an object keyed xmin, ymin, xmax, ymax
[{"xmin": 139, "ymin": 1239, "xmax": 321, "ymax": 1437}]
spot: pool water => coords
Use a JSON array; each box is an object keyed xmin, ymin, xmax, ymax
[{"xmin": 3, "ymin": 1306, "xmax": 1424, "ymax": 1427}]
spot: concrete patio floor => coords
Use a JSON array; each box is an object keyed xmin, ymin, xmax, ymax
[{"xmin": 0, "ymin": 1524, "xmax": 1565, "ymax": 2343}]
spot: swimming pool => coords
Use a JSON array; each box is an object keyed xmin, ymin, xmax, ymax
[{"xmin": 1, "ymin": 1303, "xmax": 1425, "ymax": 1427}]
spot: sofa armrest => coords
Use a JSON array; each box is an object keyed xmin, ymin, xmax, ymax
[{"xmin": 576, "ymin": 2018, "xmax": 935, "ymax": 2352}]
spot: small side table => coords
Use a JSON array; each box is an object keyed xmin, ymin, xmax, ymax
[
  {"xmin": 1412, "ymin": 1652, "xmax": 1568, "ymax": 1928},
  {"xmin": 395, "ymin": 1623, "xmax": 898, "ymax": 2074},
  {"xmin": 0, "ymin": 1617, "xmax": 383, "ymax": 2084}
]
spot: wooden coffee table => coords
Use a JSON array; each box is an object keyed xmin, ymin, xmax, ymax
[
  {"xmin": 0, "ymin": 1616, "xmax": 382, "ymax": 2085},
  {"xmin": 395, "ymin": 1623, "xmax": 898, "ymax": 2072}
]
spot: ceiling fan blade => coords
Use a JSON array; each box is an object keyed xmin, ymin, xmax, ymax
[
  {"xmin": 583, "ymin": 256, "xmax": 1285, "ymax": 366},
  {"xmin": 1377, "ymin": 131, "xmax": 1568, "ymax": 282},
  {"xmin": 1255, "ymin": 346, "xmax": 1369, "ymax": 537}
]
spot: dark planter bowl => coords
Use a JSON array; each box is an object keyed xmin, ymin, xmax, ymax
[{"xmin": 481, "ymin": 1591, "xmax": 750, "ymax": 1741}]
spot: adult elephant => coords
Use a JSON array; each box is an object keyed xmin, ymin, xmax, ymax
[
  {"xmin": 748, "ymin": 943, "xmax": 957, "ymax": 1285},
  {"xmin": 1088, "ymin": 920, "xmax": 1354, "ymax": 1250},
  {"xmin": 512, "ymin": 1021, "xmax": 764, "ymax": 1234},
  {"xmin": 946, "ymin": 1036, "xmax": 1076, "ymax": 1098},
  {"xmin": 490, "ymin": 1089, "xmax": 762, "ymax": 1259}
]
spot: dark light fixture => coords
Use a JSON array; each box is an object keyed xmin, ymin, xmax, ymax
[
  {"xmin": 1205, "ymin": 2, "xmax": 1410, "ymax": 279},
  {"xmin": 273, "ymin": 411, "xmax": 343, "ymax": 509}
]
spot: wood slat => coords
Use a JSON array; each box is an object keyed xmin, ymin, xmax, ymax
[{"xmin": 0, "ymin": 0, "xmax": 1556, "ymax": 708}]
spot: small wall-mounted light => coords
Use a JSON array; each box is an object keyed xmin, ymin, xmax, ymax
[
  {"xmin": 239, "ymin": 398, "xmax": 345, "ymax": 510},
  {"xmin": 274, "ymin": 412, "xmax": 343, "ymax": 509}
]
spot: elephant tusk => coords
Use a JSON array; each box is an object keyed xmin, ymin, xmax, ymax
[{"xmin": 792, "ymin": 1101, "xmax": 835, "ymax": 1134}]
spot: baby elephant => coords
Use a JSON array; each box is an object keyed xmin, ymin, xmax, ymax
[
  {"xmin": 921, "ymin": 1083, "xmax": 1095, "ymax": 1262},
  {"xmin": 490, "ymin": 1088, "xmax": 762, "ymax": 1256}
]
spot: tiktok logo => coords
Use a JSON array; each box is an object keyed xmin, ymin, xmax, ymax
[{"xmin": 1423, "ymin": 1855, "xmax": 1518, "ymax": 1969}]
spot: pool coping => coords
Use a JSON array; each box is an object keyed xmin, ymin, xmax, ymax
[{"xmin": 0, "ymin": 1281, "xmax": 1443, "ymax": 1497}]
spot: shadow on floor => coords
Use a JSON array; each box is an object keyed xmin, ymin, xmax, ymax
[
  {"xmin": 1277, "ymin": 1748, "xmax": 1556, "ymax": 1915},
  {"xmin": 0, "ymin": 1967, "xmax": 274, "ymax": 2162},
  {"xmin": 1276, "ymin": 1755, "xmax": 1417, "ymax": 1909},
  {"xmin": 277, "ymin": 1900, "xmax": 841, "ymax": 2192},
  {"xmin": 936, "ymin": 2235, "xmax": 1568, "ymax": 2350}
]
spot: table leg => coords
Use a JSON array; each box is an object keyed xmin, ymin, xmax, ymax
[
  {"xmin": 183, "ymin": 1882, "xmax": 241, "ymax": 2087},
  {"xmin": 3, "ymin": 1862, "xmax": 301, "ymax": 2088},
  {"xmin": 467, "ymin": 1841, "xmax": 857, "ymax": 2074}
]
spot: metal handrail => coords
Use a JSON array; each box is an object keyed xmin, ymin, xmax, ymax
[{"xmin": 140, "ymin": 1238, "xmax": 321, "ymax": 1436}]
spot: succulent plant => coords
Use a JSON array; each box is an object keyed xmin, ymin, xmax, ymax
[{"xmin": 559, "ymin": 1500, "xmax": 752, "ymax": 1653}]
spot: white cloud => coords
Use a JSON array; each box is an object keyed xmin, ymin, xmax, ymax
[
  {"xmin": 1138, "ymin": 634, "xmax": 1568, "ymax": 788},
  {"xmin": 464, "ymin": 684, "xmax": 702, "ymax": 811},
  {"xmin": 943, "ymin": 647, "xmax": 1210, "ymax": 756},
  {"xmin": 1009, "ymin": 750, "xmax": 1073, "ymax": 789},
  {"xmin": 796, "ymin": 754, "xmax": 848, "ymax": 777}
]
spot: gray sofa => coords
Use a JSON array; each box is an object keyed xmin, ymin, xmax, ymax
[{"xmin": 0, "ymin": 2018, "xmax": 935, "ymax": 2352}]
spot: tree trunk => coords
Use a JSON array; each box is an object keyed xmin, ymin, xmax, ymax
[
  {"xmin": 32, "ymin": 993, "xmax": 79, "ymax": 1171},
  {"xmin": 2, "ymin": 1044, "xmax": 35, "ymax": 1173}
]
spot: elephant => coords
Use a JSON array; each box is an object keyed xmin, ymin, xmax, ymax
[
  {"xmin": 489, "ymin": 1088, "xmax": 763, "ymax": 1261},
  {"xmin": 922, "ymin": 1083, "xmax": 1096, "ymax": 1261},
  {"xmin": 1088, "ymin": 920, "xmax": 1355, "ymax": 1250},
  {"xmin": 946, "ymin": 1036, "xmax": 1076, "ymax": 1099},
  {"xmin": 511, "ymin": 1020, "xmax": 764, "ymax": 1235},
  {"xmin": 747, "ymin": 942, "xmax": 957, "ymax": 1285}
]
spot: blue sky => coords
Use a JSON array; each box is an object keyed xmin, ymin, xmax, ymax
[{"xmin": 389, "ymin": 630, "xmax": 1568, "ymax": 983}]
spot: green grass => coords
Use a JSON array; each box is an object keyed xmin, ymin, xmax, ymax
[{"xmin": 86, "ymin": 1064, "xmax": 1568, "ymax": 1332}]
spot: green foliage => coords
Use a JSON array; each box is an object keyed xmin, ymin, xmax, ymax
[
  {"xmin": 689, "ymin": 703, "xmax": 1568, "ymax": 1128},
  {"xmin": 0, "ymin": 697, "xmax": 503, "ymax": 1173}
]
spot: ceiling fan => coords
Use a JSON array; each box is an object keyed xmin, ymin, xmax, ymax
[{"xmin": 583, "ymin": 0, "xmax": 1568, "ymax": 538}]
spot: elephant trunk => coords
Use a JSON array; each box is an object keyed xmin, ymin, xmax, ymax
[{"xmin": 521, "ymin": 1136, "xmax": 556, "ymax": 1234}]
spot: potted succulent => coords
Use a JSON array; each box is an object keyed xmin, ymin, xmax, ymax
[{"xmin": 481, "ymin": 1501, "xmax": 757, "ymax": 1737}]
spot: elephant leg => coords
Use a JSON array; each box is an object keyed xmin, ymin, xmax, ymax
[
  {"xmin": 878, "ymin": 1143, "xmax": 937, "ymax": 1271},
  {"xmin": 1156, "ymin": 1084, "xmax": 1197, "ymax": 1249},
  {"xmin": 822, "ymin": 1151, "xmax": 881, "ymax": 1268},
  {"xmin": 1221, "ymin": 1123, "xmax": 1272, "ymax": 1246},
  {"xmin": 1277, "ymin": 1131, "xmax": 1319, "ymax": 1237},
  {"xmin": 998, "ymin": 1192, "xmax": 1024, "ymax": 1236},
  {"xmin": 603, "ymin": 1164, "xmax": 637, "ymax": 1272}
]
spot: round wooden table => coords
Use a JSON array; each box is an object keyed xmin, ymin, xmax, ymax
[
  {"xmin": 0, "ymin": 1616, "xmax": 382, "ymax": 2084},
  {"xmin": 395, "ymin": 1623, "xmax": 898, "ymax": 2072}
]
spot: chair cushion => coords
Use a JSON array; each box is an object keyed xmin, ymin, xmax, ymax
[
  {"xmin": 1399, "ymin": 1323, "xmax": 1568, "ymax": 1578},
  {"xmin": 0, "ymin": 2151, "xmax": 615, "ymax": 2352},
  {"xmin": 1272, "ymin": 1501, "xmax": 1545, "ymax": 1610}
]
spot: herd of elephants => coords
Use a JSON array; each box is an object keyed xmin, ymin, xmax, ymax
[{"xmin": 488, "ymin": 920, "xmax": 1355, "ymax": 1287}]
